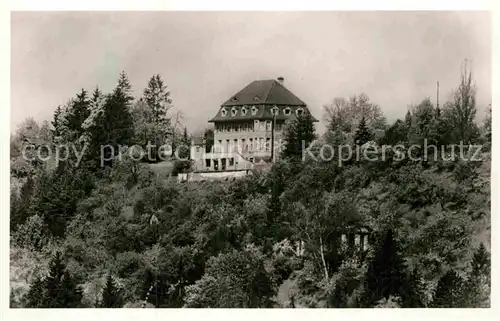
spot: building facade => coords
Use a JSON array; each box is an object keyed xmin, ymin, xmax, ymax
[
  {"xmin": 208, "ymin": 77, "xmax": 317, "ymax": 163},
  {"xmin": 186, "ymin": 77, "xmax": 317, "ymax": 179}
]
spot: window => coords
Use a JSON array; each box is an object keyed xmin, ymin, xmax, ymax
[
  {"xmin": 296, "ymin": 108, "xmax": 304, "ymax": 116},
  {"xmin": 254, "ymin": 120, "xmax": 259, "ymax": 131},
  {"xmin": 283, "ymin": 107, "xmax": 291, "ymax": 116},
  {"xmin": 251, "ymin": 106, "xmax": 258, "ymax": 115},
  {"xmin": 231, "ymin": 107, "xmax": 237, "ymax": 116},
  {"xmin": 221, "ymin": 108, "xmax": 227, "ymax": 117},
  {"xmin": 266, "ymin": 121, "xmax": 272, "ymax": 132},
  {"xmin": 266, "ymin": 138, "xmax": 271, "ymax": 151},
  {"xmin": 271, "ymin": 106, "xmax": 279, "ymax": 115},
  {"xmin": 196, "ymin": 146, "xmax": 200, "ymax": 152},
  {"xmin": 241, "ymin": 106, "xmax": 248, "ymax": 116},
  {"xmin": 249, "ymin": 138, "xmax": 253, "ymax": 150},
  {"xmin": 229, "ymin": 158, "xmax": 235, "ymax": 166},
  {"xmin": 205, "ymin": 159, "xmax": 211, "ymax": 168}
]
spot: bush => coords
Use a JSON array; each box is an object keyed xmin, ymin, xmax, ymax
[
  {"xmin": 375, "ymin": 295, "xmax": 401, "ymax": 308},
  {"xmin": 271, "ymin": 255, "xmax": 293, "ymax": 286},
  {"xmin": 12, "ymin": 215, "xmax": 46, "ymax": 251},
  {"xmin": 184, "ymin": 246, "xmax": 275, "ymax": 308}
]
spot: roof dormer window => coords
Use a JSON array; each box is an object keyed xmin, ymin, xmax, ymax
[
  {"xmin": 271, "ymin": 106, "xmax": 279, "ymax": 116},
  {"xmin": 231, "ymin": 107, "xmax": 237, "ymax": 116},
  {"xmin": 296, "ymin": 108, "xmax": 304, "ymax": 116},
  {"xmin": 241, "ymin": 106, "xmax": 248, "ymax": 116},
  {"xmin": 221, "ymin": 108, "xmax": 227, "ymax": 117},
  {"xmin": 283, "ymin": 107, "xmax": 291, "ymax": 116},
  {"xmin": 251, "ymin": 105, "xmax": 258, "ymax": 116}
]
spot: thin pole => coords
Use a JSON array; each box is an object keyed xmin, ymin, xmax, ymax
[
  {"xmin": 437, "ymin": 81, "xmax": 439, "ymax": 109},
  {"xmin": 270, "ymin": 112, "xmax": 276, "ymax": 162}
]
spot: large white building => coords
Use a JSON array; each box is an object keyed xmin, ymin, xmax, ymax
[{"xmin": 186, "ymin": 77, "xmax": 317, "ymax": 179}]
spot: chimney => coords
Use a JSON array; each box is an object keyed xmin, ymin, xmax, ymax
[{"xmin": 277, "ymin": 76, "xmax": 284, "ymax": 85}]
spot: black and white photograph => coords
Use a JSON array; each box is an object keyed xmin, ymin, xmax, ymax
[{"xmin": 6, "ymin": 9, "xmax": 493, "ymax": 311}]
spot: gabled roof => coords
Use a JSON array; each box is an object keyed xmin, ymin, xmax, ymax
[
  {"xmin": 209, "ymin": 79, "xmax": 317, "ymax": 123},
  {"xmin": 221, "ymin": 79, "xmax": 306, "ymax": 107}
]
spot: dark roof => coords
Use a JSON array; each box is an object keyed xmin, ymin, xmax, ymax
[
  {"xmin": 221, "ymin": 79, "xmax": 306, "ymax": 107},
  {"xmin": 209, "ymin": 79, "xmax": 317, "ymax": 123}
]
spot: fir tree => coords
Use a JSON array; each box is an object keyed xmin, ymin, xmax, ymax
[
  {"xmin": 10, "ymin": 176, "xmax": 35, "ymax": 230},
  {"xmin": 462, "ymin": 243, "xmax": 491, "ymax": 307},
  {"xmin": 142, "ymin": 75, "xmax": 173, "ymax": 161},
  {"xmin": 354, "ymin": 116, "xmax": 373, "ymax": 146},
  {"xmin": 404, "ymin": 110, "xmax": 412, "ymax": 128},
  {"xmin": 101, "ymin": 273, "xmax": 123, "ymax": 308},
  {"xmin": 471, "ymin": 243, "xmax": 490, "ymax": 278},
  {"xmin": 31, "ymin": 162, "xmax": 87, "ymax": 238},
  {"xmin": 363, "ymin": 229, "xmax": 407, "ymax": 306},
  {"xmin": 90, "ymin": 86, "xmax": 103, "ymax": 110},
  {"xmin": 401, "ymin": 268, "xmax": 425, "ymax": 308},
  {"xmin": 117, "ymin": 71, "xmax": 133, "ymax": 102},
  {"xmin": 282, "ymin": 112, "xmax": 316, "ymax": 160},
  {"xmin": 172, "ymin": 127, "xmax": 191, "ymax": 175},
  {"xmin": 37, "ymin": 252, "xmax": 83, "ymax": 308},
  {"xmin": 66, "ymin": 89, "xmax": 91, "ymax": 139},
  {"xmin": 183, "ymin": 127, "xmax": 189, "ymax": 145},
  {"xmin": 51, "ymin": 106, "xmax": 64, "ymax": 141},
  {"xmin": 44, "ymin": 251, "xmax": 66, "ymax": 307},
  {"xmin": 431, "ymin": 270, "xmax": 465, "ymax": 307},
  {"xmin": 59, "ymin": 270, "xmax": 83, "ymax": 308},
  {"xmin": 143, "ymin": 74, "xmax": 172, "ymax": 123},
  {"xmin": 86, "ymin": 72, "xmax": 135, "ymax": 168},
  {"xmin": 25, "ymin": 276, "xmax": 46, "ymax": 308}
]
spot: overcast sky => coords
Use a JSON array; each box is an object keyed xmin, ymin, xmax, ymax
[{"xmin": 11, "ymin": 11, "xmax": 491, "ymax": 134}]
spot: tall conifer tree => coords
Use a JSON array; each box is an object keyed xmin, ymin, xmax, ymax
[
  {"xmin": 363, "ymin": 230, "xmax": 407, "ymax": 306},
  {"xmin": 101, "ymin": 273, "xmax": 123, "ymax": 308},
  {"xmin": 282, "ymin": 112, "xmax": 316, "ymax": 160},
  {"xmin": 431, "ymin": 270, "xmax": 464, "ymax": 307},
  {"xmin": 354, "ymin": 116, "xmax": 372, "ymax": 146}
]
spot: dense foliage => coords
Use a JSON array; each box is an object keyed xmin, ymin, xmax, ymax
[{"xmin": 10, "ymin": 63, "xmax": 491, "ymax": 308}]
